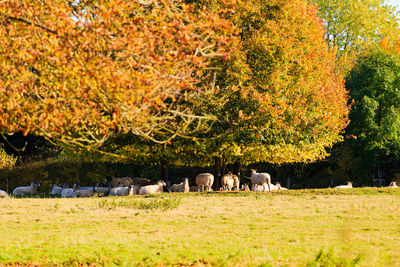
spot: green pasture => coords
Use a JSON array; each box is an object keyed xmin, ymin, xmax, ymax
[{"xmin": 0, "ymin": 188, "xmax": 399, "ymax": 266}]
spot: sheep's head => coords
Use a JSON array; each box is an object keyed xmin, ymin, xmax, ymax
[
  {"xmin": 183, "ymin": 178, "xmax": 189, "ymax": 183},
  {"xmin": 157, "ymin": 180, "xmax": 166, "ymax": 187},
  {"xmin": 250, "ymin": 169, "xmax": 256, "ymax": 174}
]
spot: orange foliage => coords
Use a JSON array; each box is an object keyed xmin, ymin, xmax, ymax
[{"xmin": 0, "ymin": 0, "xmax": 237, "ymax": 147}]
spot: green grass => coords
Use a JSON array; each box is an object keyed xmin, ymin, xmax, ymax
[{"xmin": 0, "ymin": 188, "xmax": 399, "ymax": 266}]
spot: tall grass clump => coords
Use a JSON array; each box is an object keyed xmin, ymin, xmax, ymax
[
  {"xmin": 98, "ymin": 197, "xmax": 181, "ymax": 211},
  {"xmin": 307, "ymin": 248, "xmax": 363, "ymax": 267}
]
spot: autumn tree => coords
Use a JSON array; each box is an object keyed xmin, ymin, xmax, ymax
[
  {"xmin": 0, "ymin": 0, "xmax": 237, "ymax": 149},
  {"xmin": 314, "ymin": 0, "xmax": 399, "ymax": 55},
  {"xmin": 95, "ymin": 0, "xmax": 350, "ymax": 185}
]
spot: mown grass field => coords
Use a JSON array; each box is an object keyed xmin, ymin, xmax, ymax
[{"xmin": 0, "ymin": 188, "xmax": 400, "ymax": 266}]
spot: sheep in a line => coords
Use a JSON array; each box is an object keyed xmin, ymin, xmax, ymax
[
  {"xmin": 51, "ymin": 184, "xmax": 63, "ymax": 196},
  {"xmin": 250, "ymin": 169, "xmax": 271, "ymax": 192},
  {"xmin": 109, "ymin": 185, "xmax": 135, "ymax": 196},
  {"xmin": 12, "ymin": 182, "xmax": 40, "ymax": 196},
  {"xmin": 240, "ymin": 184, "xmax": 250, "ymax": 191},
  {"xmin": 0, "ymin": 190, "xmax": 9, "ymax": 198},
  {"xmin": 189, "ymin": 186, "xmax": 199, "ymax": 192},
  {"xmin": 169, "ymin": 178, "xmax": 189, "ymax": 193},
  {"xmin": 335, "ymin": 182, "xmax": 353, "ymax": 189},
  {"xmin": 195, "ymin": 173, "xmax": 214, "ymax": 192},
  {"xmin": 221, "ymin": 173, "xmax": 235, "ymax": 191},
  {"xmin": 75, "ymin": 187, "xmax": 94, "ymax": 198},
  {"xmin": 232, "ymin": 174, "xmax": 240, "ymax": 191},
  {"xmin": 94, "ymin": 185, "xmax": 111, "ymax": 196},
  {"xmin": 388, "ymin": 181, "xmax": 398, "ymax": 188},
  {"xmin": 61, "ymin": 184, "xmax": 77, "ymax": 198},
  {"xmin": 139, "ymin": 180, "xmax": 166, "ymax": 195}
]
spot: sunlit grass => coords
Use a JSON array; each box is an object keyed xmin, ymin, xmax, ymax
[{"xmin": 0, "ymin": 188, "xmax": 399, "ymax": 266}]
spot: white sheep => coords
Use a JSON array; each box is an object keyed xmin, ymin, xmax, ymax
[
  {"xmin": 139, "ymin": 180, "xmax": 166, "ymax": 195},
  {"xmin": 51, "ymin": 184, "xmax": 63, "ymax": 196},
  {"xmin": 169, "ymin": 178, "xmax": 189, "ymax": 193},
  {"xmin": 388, "ymin": 181, "xmax": 398, "ymax": 188},
  {"xmin": 221, "ymin": 173, "xmax": 235, "ymax": 191},
  {"xmin": 195, "ymin": 173, "xmax": 214, "ymax": 192},
  {"xmin": 250, "ymin": 169, "xmax": 271, "ymax": 192},
  {"xmin": 61, "ymin": 184, "xmax": 77, "ymax": 198},
  {"xmin": 335, "ymin": 182, "xmax": 353, "ymax": 188},
  {"xmin": 232, "ymin": 174, "xmax": 240, "ymax": 191},
  {"xmin": 0, "ymin": 190, "xmax": 9, "ymax": 198},
  {"xmin": 240, "ymin": 184, "xmax": 250, "ymax": 191},
  {"xmin": 109, "ymin": 185, "xmax": 135, "ymax": 196},
  {"xmin": 12, "ymin": 182, "xmax": 40, "ymax": 196},
  {"xmin": 75, "ymin": 187, "xmax": 94, "ymax": 198}
]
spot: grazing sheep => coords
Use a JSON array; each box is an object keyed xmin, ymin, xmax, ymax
[
  {"xmin": 111, "ymin": 176, "xmax": 133, "ymax": 187},
  {"xmin": 250, "ymin": 169, "xmax": 271, "ymax": 192},
  {"xmin": 61, "ymin": 184, "xmax": 77, "ymax": 198},
  {"xmin": 335, "ymin": 182, "xmax": 353, "ymax": 189},
  {"xmin": 109, "ymin": 185, "xmax": 134, "ymax": 196},
  {"xmin": 0, "ymin": 190, "xmax": 9, "ymax": 198},
  {"xmin": 51, "ymin": 184, "xmax": 63, "ymax": 196},
  {"xmin": 75, "ymin": 187, "xmax": 94, "ymax": 198},
  {"xmin": 221, "ymin": 173, "xmax": 235, "ymax": 191},
  {"xmin": 12, "ymin": 182, "xmax": 40, "ymax": 196},
  {"xmin": 139, "ymin": 180, "xmax": 166, "ymax": 195},
  {"xmin": 195, "ymin": 173, "xmax": 214, "ymax": 192},
  {"xmin": 388, "ymin": 181, "xmax": 398, "ymax": 188},
  {"xmin": 169, "ymin": 178, "xmax": 189, "ymax": 193},
  {"xmin": 240, "ymin": 184, "xmax": 250, "ymax": 192},
  {"xmin": 133, "ymin": 177, "xmax": 153, "ymax": 186}
]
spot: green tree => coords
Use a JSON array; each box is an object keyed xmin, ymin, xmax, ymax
[
  {"xmin": 344, "ymin": 47, "xmax": 400, "ymax": 183},
  {"xmin": 314, "ymin": 0, "xmax": 399, "ymax": 55}
]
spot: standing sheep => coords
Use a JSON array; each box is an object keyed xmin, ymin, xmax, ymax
[
  {"xmin": 221, "ymin": 173, "xmax": 235, "ymax": 191},
  {"xmin": 169, "ymin": 178, "xmax": 190, "ymax": 193},
  {"xmin": 139, "ymin": 180, "xmax": 166, "ymax": 195},
  {"xmin": 61, "ymin": 184, "xmax": 77, "ymax": 198},
  {"xmin": 12, "ymin": 182, "xmax": 40, "ymax": 196},
  {"xmin": 51, "ymin": 184, "xmax": 63, "ymax": 196},
  {"xmin": 75, "ymin": 187, "xmax": 94, "ymax": 198},
  {"xmin": 195, "ymin": 173, "xmax": 214, "ymax": 192},
  {"xmin": 0, "ymin": 190, "xmax": 9, "ymax": 198},
  {"xmin": 250, "ymin": 169, "xmax": 271, "ymax": 192}
]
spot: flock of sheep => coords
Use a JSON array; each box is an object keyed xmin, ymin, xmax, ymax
[{"xmin": 0, "ymin": 169, "xmax": 398, "ymax": 198}]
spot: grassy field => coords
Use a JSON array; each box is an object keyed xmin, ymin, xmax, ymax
[{"xmin": 0, "ymin": 188, "xmax": 399, "ymax": 266}]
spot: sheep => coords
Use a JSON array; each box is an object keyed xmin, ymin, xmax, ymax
[
  {"xmin": 221, "ymin": 173, "xmax": 235, "ymax": 191},
  {"xmin": 75, "ymin": 187, "xmax": 94, "ymax": 198},
  {"xmin": 109, "ymin": 185, "xmax": 135, "ymax": 196},
  {"xmin": 388, "ymin": 181, "xmax": 398, "ymax": 188},
  {"xmin": 250, "ymin": 169, "xmax": 271, "ymax": 192},
  {"xmin": 61, "ymin": 184, "xmax": 77, "ymax": 198},
  {"xmin": 12, "ymin": 182, "xmax": 40, "ymax": 196},
  {"xmin": 133, "ymin": 177, "xmax": 153, "ymax": 186},
  {"xmin": 0, "ymin": 190, "xmax": 9, "ymax": 198},
  {"xmin": 169, "ymin": 178, "xmax": 189, "ymax": 193},
  {"xmin": 111, "ymin": 176, "xmax": 133, "ymax": 187},
  {"xmin": 335, "ymin": 182, "xmax": 353, "ymax": 188},
  {"xmin": 51, "ymin": 184, "xmax": 63, "ymax": 196},
  {"xmin": 195, "ymin": 173, "xmax": 214, "ymax": 192},
  {"xmin": 139, "ymin": 180, "xmax": 166, "ymax": 195}
]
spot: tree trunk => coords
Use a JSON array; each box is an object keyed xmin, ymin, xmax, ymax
[
  {"xmin": 160, "ymin": 158, "xmax": 169, "ymax": 185},
  {"xmin": 213, "ymin": 156, "xmax": 222, "ymax": 190}
]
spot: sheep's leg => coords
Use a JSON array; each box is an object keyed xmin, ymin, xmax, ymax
[{"xmin": 268, "ymin": 182, "xmax": 271, "ymax": 192}]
